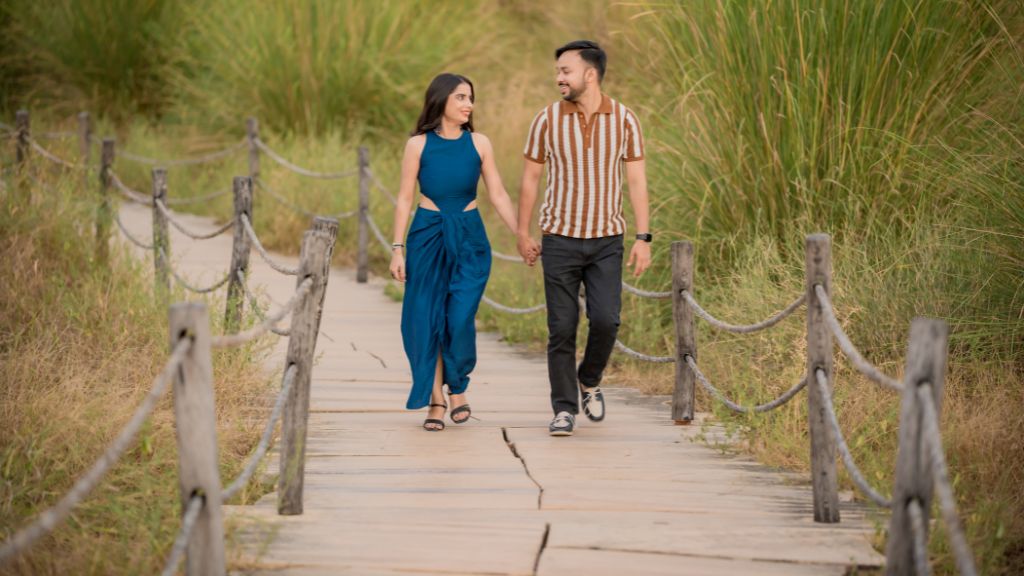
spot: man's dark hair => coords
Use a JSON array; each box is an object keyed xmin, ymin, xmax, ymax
[{"xmin": 555, "ymin": 40, "xmax": 607, "ymax": 82}]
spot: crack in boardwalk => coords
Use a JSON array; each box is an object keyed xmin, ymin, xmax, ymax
[
  {"xmin": 366, "ymin": 350, "xmax": 387, "ymax": 368},
  {"xmin": 501, "ymin": 427, "xmax": 543, "ymax": 510},
  {"xmin": 533, "ymin": 523, "xmax": 551, "ymax": 576}
]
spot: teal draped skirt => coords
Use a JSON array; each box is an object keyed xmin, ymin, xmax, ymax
[{"xmin": 401, "ymin": 207, "xmax": 491, "ymax": 409}]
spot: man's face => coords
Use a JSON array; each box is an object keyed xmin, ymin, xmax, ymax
[{"xmin": 556, "ymin": 51, "xmax": 591, "ymax": 102}]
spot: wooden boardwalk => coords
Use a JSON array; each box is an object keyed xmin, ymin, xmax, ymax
[{"xmin": 118, "ymin": 203, "xmax": 884, "ymax": 576}]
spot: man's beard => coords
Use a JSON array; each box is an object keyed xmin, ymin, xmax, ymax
[{"xmin": 561, "ymin": 83, "xmax": 584, "ymax": 102}]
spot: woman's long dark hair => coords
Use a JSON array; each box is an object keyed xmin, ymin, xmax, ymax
[{"xmin": 411, "ymin": 73, "xmax": 475, "ymax": 136}]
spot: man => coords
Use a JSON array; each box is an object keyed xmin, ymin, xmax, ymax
[{"xmin": 517, "ymin": 40, "xmax": 651, "ymax": 437}]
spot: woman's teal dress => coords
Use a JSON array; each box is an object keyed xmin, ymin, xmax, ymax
[{"xmin": 402, "ymin": 130, "xmax": 491, "ymax": 409}]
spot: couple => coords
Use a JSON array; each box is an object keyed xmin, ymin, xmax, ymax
[{"xmin": 389, "ymin": 40, "xmax": 651, "ymax": 436}]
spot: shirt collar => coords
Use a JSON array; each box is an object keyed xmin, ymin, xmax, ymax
[{"xmin": 559, "ymin": 94, "xmax": 614, "ymax": 116}]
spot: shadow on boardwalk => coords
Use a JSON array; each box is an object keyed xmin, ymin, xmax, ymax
[{"xmin": 117, "ymin": 202, "xmax": 884, "ymax": 576}]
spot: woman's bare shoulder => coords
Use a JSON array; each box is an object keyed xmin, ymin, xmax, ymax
[
  {"xmin": 405, "ymin": 134, "xmax": 427, "ymax": 155},
  {"xmin": 470, "ymin": 132, "xmax": 493, "ymax": 158}
]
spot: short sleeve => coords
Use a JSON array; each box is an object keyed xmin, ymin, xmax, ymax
[
  {"xmin": 523, "ymin": 108, "xmax": 548, "ymax": 164},
  {"xmin": 622, "ymin": 109, "xmax": 645, "ymax": 162}
]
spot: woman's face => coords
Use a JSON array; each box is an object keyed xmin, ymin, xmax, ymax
[{"xmin": 444, "ymin": 82, "xmax": 474, "ymax": 125}]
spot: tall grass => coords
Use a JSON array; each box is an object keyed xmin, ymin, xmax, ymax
[
  {"xmin": 169, "ymin": 0, "xmax": 492, "ymax": 137},
  {"xmin": 0, "ymin": 0, "xmax": 184, "ymax": 121}
]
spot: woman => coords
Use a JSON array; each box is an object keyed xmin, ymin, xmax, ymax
[{"xmin": 390, "ymin": 73, "xmax": 519, "ymax": 431}]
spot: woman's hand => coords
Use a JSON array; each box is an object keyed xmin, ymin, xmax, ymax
[{"xmin": 390, "ymin": 251, "xmax": 406, "ymax": 282}]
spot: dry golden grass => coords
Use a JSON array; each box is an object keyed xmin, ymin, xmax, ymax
[{"xmin": 0, "ymin": 170, "xmax": 277, "ymax": 574}]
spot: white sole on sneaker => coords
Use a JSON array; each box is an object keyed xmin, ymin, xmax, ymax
[{"xmin": 549, "ymin": 429, "xmax": 574, "ymax": 437}]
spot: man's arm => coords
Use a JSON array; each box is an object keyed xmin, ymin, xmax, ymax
[
  {"xmin": 625, "ymin": 159, "xmax": 651, "ymax": 276},
  {"xmin": 517, "ymin": 159, "xmax": 544, "ymax": 265}
]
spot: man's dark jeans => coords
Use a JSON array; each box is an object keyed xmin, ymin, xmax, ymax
[{"xmin": 541, "ymin": 233, "xmax": 623, "ymax": 416}]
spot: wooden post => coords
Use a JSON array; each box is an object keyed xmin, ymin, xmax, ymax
[
  {"xmin": 15, "ymin": 110, "xmax": 29, "ymax": 168},
  {"xmin": 78, "ymin": 112, "xmax": 92, "ymax": 190},
  {"xmin": 152, "ymin": 168, "xmax": 170, "ymax": 296},
  {"xmin": 311, "ymin": 216, "xmax": 338, "ymax": 337},
  {"xmin": 246, "ymin": 117, "xmax": 259, "ymax": 182},
  {"xmin": 224, "ymin": 177, "xmax": 253, "ymax": 333},
  {"xmin": 805, "ymin": 233, "xmax": 840, "ymax": 523},
  {"xmin": 671, "ymin": 241, "xmax": 695, "ymax": 424},
  {"xmin": 356, "ymin": 146, "xmax": 370, "ymax": 283},
  {"xmin": 97, "ymin": 139, "xmax": 115, "ymax": 265},
  {"xmin": 279, "ymin": 230, "xmax": 333, "ymax": 515},
  {"xmin": 885, "ymin": 318, "xmax": 949, "ymax": 575},
  {"xmin": 168, "ymin": 302, "xmax": 226, "ymax": 575}
]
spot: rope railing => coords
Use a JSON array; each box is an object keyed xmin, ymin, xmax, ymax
[
  {"xmin": 116, "ymin": 138, "xmax": 247, "ymax": 167},
  {"xmin": 113, "ymin": 209, "xmax": 154, "ymax": 249},
  {"xmin": 814, "ymin": 284, "xmax": 903, "ymax": 392},
  {"xmin": 253, "ymin": 177, "xmax": 357, "ymax": 220},
  {"xmin": 165, "ymin": 187, "xmax": 232, "ymax": 205},
  {"xmin": 159, "ymin": 494, "xmax": 204, "ymax": 576},
  {"xmin": 614, "ymin": 339, "xmax": 674, "ymax": 363},
  {"xmin": 241, "ymin": 214, "xmax": 299, "ymax": 276},
  {"xmin": 0, "ymin": 339, "xmax": 191, "ymax": 564},
  {"xmin": 110, "ymin": 172, "xmax": 154, "ymax": 205},
  {"xmin": 684, "ymin": 290, "xmax": 806, "ymax": 333},
  {"xmin": 907, "ymin": 500, "xmax": 931, "ymax": 576},
  {"xmin": 685, "ymin": 355, "xmax": 808, "ymax": 412},
  {"xmin": 37, "ymin": 131, "xmax": 77, "ymax": 140},
  {"xmin": 919, "ymin": 384, "xmax": 978, "ymax": 576},
  {"xmin": 622, "ymin": 280, "xmax": 672, "ymax": 299},
  {"xmin": 253, "ymin": 138, "xmax": 359, "ymax": 179},
  {"xmin": 159, "ymin": 247, "xmax": 232, "ymax": 294},
  {"xmin": 365, "ymin": 212, "xmax": 394, "ymax": 252},
  {"xmin": 28, "ymin": 138, "xmax": 84, "ymax": 169},
  {"xmin": 236, "ymin": 270, "xmax": 290, "ymax": 337},
  {"xmin": 480, "ymin": 295, "xmax": 546, "ymax": 315},
  {"xmin": 221, "ymin": 364, "xmax": 298, "ymax": 500},
  {"xmin": 815, "ymin": 369, "xmax": 892, "ymax": 508},
  {"xmin": 366, "ymin": 167, "xmax": 398, "ymax": 205},
  {"xmin": 155, "ymin": 199, "xmax": 235, "ymax": 240},
  {"xmin": 211, "ymin": 277, "xmax": 313, "ymax": 349}
]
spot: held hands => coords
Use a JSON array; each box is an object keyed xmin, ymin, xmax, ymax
[
  {"xmin": 389, "ymin": 251, "xmax": 406, "ymax": 282},
  {"xmin": 516, "ymin": 234, "xmax": 541, "ymax": 266},
  {"xmin": 627, "ymin": 241, "xmax": 651, "ymax": 277}
]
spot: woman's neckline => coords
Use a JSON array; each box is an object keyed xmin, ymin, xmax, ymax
[{"xmin": 433, "ymin": 127, "xmax": 465, "ymax": 141}]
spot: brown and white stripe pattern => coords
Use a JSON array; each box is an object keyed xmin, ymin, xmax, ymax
[{"xmin": 523, "ymin": 95, "xmax": 644, "ymax": 239}]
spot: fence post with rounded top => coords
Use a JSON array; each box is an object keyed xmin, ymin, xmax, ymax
[
  {"xmin": 152, "ymin": 168, "xmax": 170, "ymax": 297},
  {"xmin": 278, "ymin": 230, "xmax": 333, "ymax": 515},
  {"xmin": 168, "ymin": 302, "xmax": 226, "ymax": 575},
  {"xmin": 224, "ymin": 177, "xmax": 253, "ymax": 333},
  {"xmin": 805, "ymin": 233, "xmax": 839, "ymax": 523},
  {"xmin": 357, "ymin": 147, "xmax": 370, "ymax": 283},
  {"xmin": 885, "ymin": 318, "xmax": 949, "ymax": 574},
  {"xmin": 671, "ymin": 240, "xmax": 695, "ymax": 423}
]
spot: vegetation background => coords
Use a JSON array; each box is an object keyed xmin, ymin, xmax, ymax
[{"xmin": 1, "ymin": 0, "xmax": 1022, "ymax": 574}]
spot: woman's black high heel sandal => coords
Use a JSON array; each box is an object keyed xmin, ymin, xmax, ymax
[
  {"xmin": 449, "ymin": 395, "xmax": 471, "ymax": 425},
  {"xmin": 423, "ymin": 403, "xmax": 447, "ymax": 431}
]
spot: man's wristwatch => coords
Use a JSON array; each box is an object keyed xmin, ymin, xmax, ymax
[{"xmin": 635, "ymin": 233, "xmax": 653, "ymax": 243}]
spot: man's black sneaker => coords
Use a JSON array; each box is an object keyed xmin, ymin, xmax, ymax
[{"xmin": 549, "ymin": 411, "xmax": 575, "ymax": 436}]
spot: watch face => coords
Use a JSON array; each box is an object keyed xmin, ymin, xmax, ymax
[{"xmin": 636, "ymin": 233, "xmax": 652, "ymax": 242}]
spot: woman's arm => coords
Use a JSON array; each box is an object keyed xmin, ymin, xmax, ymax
[
  {"xmin": 389, "ymin": 135, "xmax": 424, "ymax": 282},
  {"xmin": 473, "ymin": 133, "xmax": 518, "ymax": 235}
]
